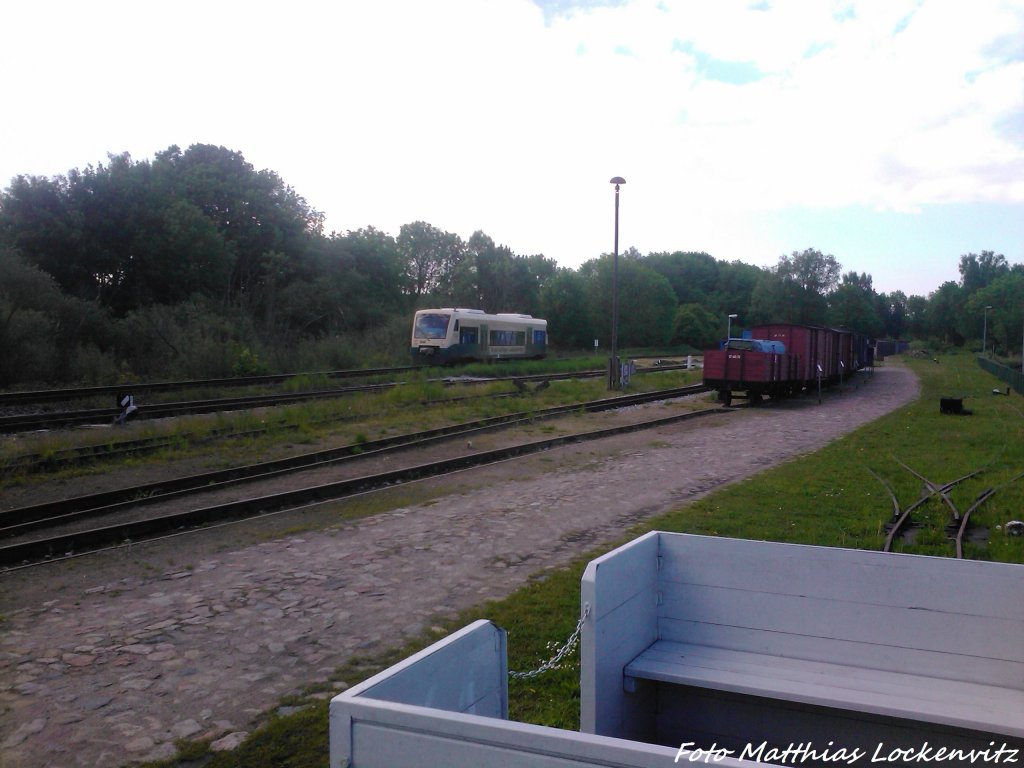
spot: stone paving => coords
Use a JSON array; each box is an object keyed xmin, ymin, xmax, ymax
[{"xmin": 0, "ymin": 366, "xmax": 919, "ymax": 767}]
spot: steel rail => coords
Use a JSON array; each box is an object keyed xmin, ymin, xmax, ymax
[
  {"xmin": 0, "ymin": 384, "xmax": 711, "ymax": 536},
  {"xmin": 0, "ymin": 382, "xmax": 401, "ymax": 433},
  {"xmin": 2, "ymin": 388, "xmax": 530, "ymax": 475},
  {"xmin": 0, "ymin": 364, "xmax": 692, "ymax": 434},
  {"xmin": 0, "ymin": 366, "xmax": 416, "ymax": 405},
  {"xmin": 895, "ymin": 459, "xmax": 963, "ymax": 522},
  {"xmin": 881, "ymin": 470, "xmax": 981, "ymax": 552},
  {"xmin": 954, "ymin": 468, "xmax": 1024, "ymax": 559},
  {"xmin": 867, "ymin": 467, "xmax": 901, "ymax": 520},
  {"xmin": 0, "ymin": 397, "xmax": 724, "ymax": 567}
]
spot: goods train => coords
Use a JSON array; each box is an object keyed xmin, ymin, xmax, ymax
[
  {"xmin": 410, "ymin": 308, "xmax": 548, "ymax": 365},
  {"xmin": 703, "ymin": 322, "xmax": 874, "ymax": 406}
]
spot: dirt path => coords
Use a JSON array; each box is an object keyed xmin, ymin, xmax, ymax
[{"xmin": 0, "ymin": 365, "xmax": 919, "ymax": 768}]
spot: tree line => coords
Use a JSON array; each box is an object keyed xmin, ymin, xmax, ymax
[{"xmin": 1, "ymin": 144, "xmax": 1021, "ymax": 388}]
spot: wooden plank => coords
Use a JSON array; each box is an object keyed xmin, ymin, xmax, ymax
[
  {"xmin": 656, "ymin": 533, "xmax": 1024, "ymax": 620},
  {"xmin": 652, "ymin": 683, "xmax": 1018, "ymax": 757},
  {"xmin": 581, "ymin": 532, "xmax": 659, "ymax": 738},
  {"xmin": 626, "ymin": 640, "xmax": 1024, "ymax": 737},
  {"xmin": 655, "ymin": 617, "xmax": 1020, "ymax": 688},
  {"xmin": 356, "ymin": 620, "xmax": 507, "ymax": 714},
  {"xmin": 582, "ymin": 531, "xmax": 659, "ymax": 621},
  {"xmin": 656, "ymin": 584, "xmax": 1024, "ymax": 663},
  {"xmin": 333, "ymin": 696, "xmax": 728, "ymax": 768}
]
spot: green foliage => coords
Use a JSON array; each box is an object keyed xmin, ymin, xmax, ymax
[
  {"xmin": 231, "ymin": 346, "xmax": 269, "ymax": 376},
  {"xmin": 582, "ymin": 255, "xmax": 677, "ymax": 347},
  {"xmin": 671, "ymin": 303, "xmax": 720, "ymax": 348},
  {"xmin": 540, "ymin": 268, "xmax": 593, "ymax": 350},
  {"xmin": 1, "ymin": 143, "xmax": 1020, "ymax": 387}
]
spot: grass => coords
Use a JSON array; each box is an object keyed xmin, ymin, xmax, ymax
[
  {"xmin": 1, "ymin": 364, "xmax": 702, "ymax": 488},
  {"xmin": 115, "ymin": 353, "xmax": 1024, "ymax": 766}
]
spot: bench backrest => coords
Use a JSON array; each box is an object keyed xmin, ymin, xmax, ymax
[{"xmin": 655, "ymin": 533, "xmax": 1024, "ymax": 688}]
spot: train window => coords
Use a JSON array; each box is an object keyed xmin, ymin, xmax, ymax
[
  {"xmin": 460, "ymin": 326, "xmax": 478, "ymax": 345},
  {"xmin": 414, "ymin": 313, "xmax": 451, "ymax": 340},
  {"xmin": 489, "ymin": 330, "xmax": 526, "ymax": 346},
  {"xmin": 533, "ymin": 330, "xmax": 546, "ymax": 345}
]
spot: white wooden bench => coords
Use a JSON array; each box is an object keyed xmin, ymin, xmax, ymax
[{"xmin": 581, "ymin": 532, "xmax": 1024, "ymax": 755}]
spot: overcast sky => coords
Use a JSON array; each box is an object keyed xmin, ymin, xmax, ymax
[{"xmin": 2, "ymin": 0, "xmax": 1022, "ymax": 297}]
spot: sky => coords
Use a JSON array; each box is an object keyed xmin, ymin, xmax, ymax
[{"xmin": 2, "ymin": 0, "xmax": 1022, "ymax": 298}]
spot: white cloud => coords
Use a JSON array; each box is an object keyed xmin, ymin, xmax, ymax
[{"xmin": 0, "ymin": 0, "xmax": 1020, "ymax": 283}]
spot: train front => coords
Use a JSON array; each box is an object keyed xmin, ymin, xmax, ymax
[{"xmin": 410, "ymin": 310, "xmax": 452, "ymax": 364}]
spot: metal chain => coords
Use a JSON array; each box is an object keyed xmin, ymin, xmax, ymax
[{"xmin": 509, "ymin": 604, "xmax": 590, "ymax": 680}]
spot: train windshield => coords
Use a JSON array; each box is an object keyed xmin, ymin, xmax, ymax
[{"xmin": 414, "ymin": 313, "xmax": 451, "ymax": 340}]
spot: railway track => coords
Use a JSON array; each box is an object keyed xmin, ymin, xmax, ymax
[
  {"xmin": 0, "ymin": 366, "xmax": 417, "ymax": 406},
  {"xmin": 0, "ymin": 383, "xmax": 717, "ymax": 567},
  {"xmin": 878, "ymin": 461, "xmax": 1024, "ymax": 557},
  {"xmin": 0, "ymin": 364, "xmax": 691, "ymax": 435}
]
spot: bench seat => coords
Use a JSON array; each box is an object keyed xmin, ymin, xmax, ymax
[{"xmin": 625, "ymin": 639, "xmax": 1024, "ymax": 738}]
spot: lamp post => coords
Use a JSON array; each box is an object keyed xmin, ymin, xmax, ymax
[
  {"xmin": 727, "ymin": 313, "xmax": 738, "ymax": 342},
  {"xmin": 608, "ymin": 176, "xmax": 626, "ymax": 389},
  {"xmin": 983, "ymin": 305, "xmax": 993, "ymax": 356}
]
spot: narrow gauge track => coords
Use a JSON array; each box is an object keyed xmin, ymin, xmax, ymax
[
  {"xmin": 877, "ymin": 462, "xmax": 1023, "ymax": 557},
  {"xmin": 0, "ymin": 364, "xmax": 691, "ymax": 434},
  {"xmin": 0, "ymin": 384, "xmax": 717, "ymax": 567},
  {"xmin": 877, "ymin": 468, "xmax": 980, "ymax": 554},
  {"xmin": 0, "ymin": 381, "xmax": 399, "ymax": 434},
  {"xmin": 0, "ymin": 365, "xmax": 417, "ymax": 406},
  {"xmin": 1, "ymin": 389, "xmax": 530, "ymax": 475}
]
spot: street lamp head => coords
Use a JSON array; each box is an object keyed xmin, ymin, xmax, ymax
[
  {"xmin": 728, "ymin": 314, "xmax": 738, "ymax": 319},
  {"xmin": 610, "ymin": 176, "xmax": 626, "ymax": 187},
  {"xmin": 985, "ymin": 305, "xmax": 993, "ymax": 310}
]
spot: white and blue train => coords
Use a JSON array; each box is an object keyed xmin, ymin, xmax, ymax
[{"xmin": 410, "ymin": 308, "xmax": 548, "ymax": 365}]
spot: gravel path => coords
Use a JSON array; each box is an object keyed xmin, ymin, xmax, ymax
[{"xmin": 0, "ymin": 365, "xmax": 919, "ymax": 768}]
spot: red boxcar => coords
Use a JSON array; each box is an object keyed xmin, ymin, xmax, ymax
[
  {"xmin": 751, "ymin": 323, "xmax": 855, "ymax": 384},
  {"xmin": 702, "ymin": 343, "xmax": 798, "ymax": 406},
  {"xmin": 705, "ymin": 323, "xmax": 871, "ymax": 406}
]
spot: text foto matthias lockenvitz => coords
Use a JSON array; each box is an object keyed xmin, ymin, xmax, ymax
[{"xmin": 675, "ymin": 740, "xmax": 1020, "ymax": 765}]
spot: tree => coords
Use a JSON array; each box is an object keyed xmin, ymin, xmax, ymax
[
  {"xmin": 539, "ymin": 268, "xmax": 592, "ymax": 350},
  {"xmin": 708, "ymin": 261, "xmax": 763, "ymax": 318},
  {"xmin": 774, "ymin": 248, "xmax": 840, "ymax": 325},
  {"xmin": 958, "ymin": 251, "xmax": 1009, "ymax": 295},
  {"xmin": 0, "ymin": 248, "xmax": 68, "ymax": 385},
  {"xmin": 878, "ymin": 290, "xmax": 909, "ymax": 339},
  {"xmin": 904, "ymin": 295, "xmax": 929, "ymax": 339},
  {"xmin": 583, "ymin": 256, "xmax": 677, "ymax": 348},
  {"xmin": 644, "ymin": 251, "xmax": 717, "ymax": 305},
  {"xmin": 928, "ymin": 281, "xmax": 965, "ymax": 344},
  {"xmin": 967, "ymin": 273, "xmax": 1024, "ymax": 356},
  {"xmin": 671, "ymin": 303, "xmax": 720, "ymax": 350},
  {"xmin": 828, "ymin": 272, "xmax": 883, "ymax": 338},
  {"xmin": 398, "ymin": 221, "xmax": 464, "ymax": 300}
]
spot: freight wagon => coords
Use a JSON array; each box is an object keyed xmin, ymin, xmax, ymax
[{"xmin": 703, "ymin": 323, "xmax": 872, "ymax": 406}]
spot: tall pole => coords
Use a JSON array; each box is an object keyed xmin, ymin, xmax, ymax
[
  {"xmin": 609, "ymin": 177, "xmax": 626, "ymax": 389},
  {"xmin": 727, "ymin": 313, "xmax": 738, "ymax": 341}
]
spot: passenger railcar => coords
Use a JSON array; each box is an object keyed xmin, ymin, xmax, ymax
[
  {"xmin": 410, "ymin": 308, "xmax": 548, "ymax": 365},
  {"xmin": 703, "ymin": 322, "xmax": 873, "ymax": 406}
]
